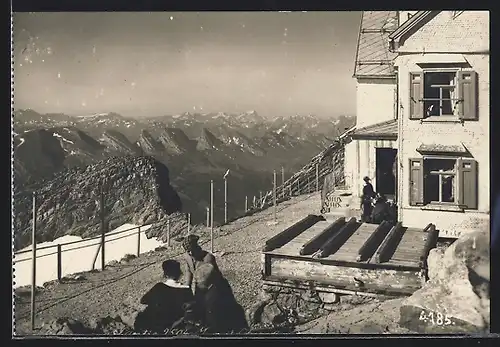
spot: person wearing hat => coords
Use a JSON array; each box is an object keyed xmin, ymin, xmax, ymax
[
  {"xmin": 136, "ymin": 259, "xmax": 194, "ymax": 333},
  {"xmin": 361, "ymin": 176, "xmax": 376, "ymax": 222},
  {"xmin": 194, "ymin": 262, "xmax": 248, "ymax": 333},
  {"xmin": 179, "ymin": 234, "xmax": 221, "ymax": 295}
]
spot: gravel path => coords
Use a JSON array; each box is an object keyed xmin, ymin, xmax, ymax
[{"xmin": 14, "ymin": 193, "xmax": 321, "ymax": 335}]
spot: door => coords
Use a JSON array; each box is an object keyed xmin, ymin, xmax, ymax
[{"xmin": 375, "ymin": 148, "xmax": 397, "ymax": 199}]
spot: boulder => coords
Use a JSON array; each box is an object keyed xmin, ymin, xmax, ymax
[
  {"xmin": 246, "ymin": 292, "xmax": 273, "ymax": 325},
  {"xmin": 260, "ymin": 302, "xmax": 285, "ymax": 325},
  {"xmin": 90, "ymin": 316, "xmax": 135, "ymax": 335},
  {"xmin": 114, "ymin": 302, "xmax": 149, "ymax": 332},
  {"xmin": 400, "ymin": 230, "xmax": 490, "ymax": 333},
  {"xmin": 39, "ymin": 318, "xmax": 93, "ymax": 335}
]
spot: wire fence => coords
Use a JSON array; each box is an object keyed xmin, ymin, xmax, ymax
[{"xmin": 13, "ymin": 126, "xmax": 354, "ymax": 331}]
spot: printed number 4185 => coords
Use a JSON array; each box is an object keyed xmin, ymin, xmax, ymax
[{"xmin": 419, "ymin": 310, "xmax": 452, "ymax": 326}]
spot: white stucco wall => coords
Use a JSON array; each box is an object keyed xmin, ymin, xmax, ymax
[
  {"xmin": 355, "ymin": 78, "xmax": 396, "ymax": 129},
  {"xmin": 344, "ymin": 139, "xmax": 397, "ymax": 198},
  {"xmin": 395, "ymin": 11, "xmax": 490, "ymax": 238}
]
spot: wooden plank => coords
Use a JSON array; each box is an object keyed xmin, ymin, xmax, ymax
[
  {"xmin": 300, "ymin": 217, "xmax": 346, "ymax": 255},
  {"xmin": 315, "ymin": 218, "xmax": 359, "ymax": 258},
  {"xmin": 327, "ymin": 223, "xmax": 374, "ymax": 262},
  {"xmin": 290, "ymin": 221, "xmax": 333, "ymax": 243},
  {"xmin": 263, "ymin": 279, "xmax": 382, "ymax": 297},
  {"xmin": 356, "ymin": 221, "xmax": 393, "ymax": 262},
  {"xmin": 268, "ymin": 258, "xmax": 422, "ymax": 296},
  {"xmin": 263, "ymin": 214, "xmax": 325, "ymax": 251},
  {"xmin": 418, "ymin": 224, "xmax": 439, "ymax": 268},
  {"xmin": 372, "ymin": 222, "xmax": 405, "ymax": 264}
]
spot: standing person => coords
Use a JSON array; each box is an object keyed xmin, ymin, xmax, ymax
[
  {"xmin": 361, "ymin": 176, "xmax": 376, "ymax": 222},
  {"xmin": 136, "ymin": 259, "xmax": 194, "ymax": 334},
  {"xmin": 180, "ymin": 234, "xmax": 220, "ymax": 295}
]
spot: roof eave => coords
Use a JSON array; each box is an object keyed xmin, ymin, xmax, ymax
[
  {"xmin": 352, "ymin": 134, "xmax": 398, "ymax": 141},
  {"xmin": 388, "ymin": 11, "xmax": 441, "ymax": 51},
  {"xmin": 354, "ymin": 74, "xmax": 396, "ymax": 80}
]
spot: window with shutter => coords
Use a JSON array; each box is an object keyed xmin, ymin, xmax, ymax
[
  {"xmin": 409, "ymin": 72, "xmax": 424, "ymax": 120},
  {"xmin": 409, "ymin": 158, "xmax": 424, "ymax": 206},
  {"xmin": 457, "ymin": 158, "xmax": 478, "ymax": 209},
  {"xmin": 457, "ymin": 71, "xmax": 478, "ymax": 121}
]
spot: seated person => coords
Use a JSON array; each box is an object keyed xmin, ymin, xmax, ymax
[
  {"xmin": 135, "ymin": 259, "xmax": 194, "ymax": 334},
  {"xmin": 194, "ymin": 262, "xmax": 248, "ymax": 334},
  {"xmin": 370, "ymin": 194, "xmax": 390, "ymax": 225}
]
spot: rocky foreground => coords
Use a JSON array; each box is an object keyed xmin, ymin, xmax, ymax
[{"xmin": 13, "ymin": 192, "xmax": 490, "ymax": 336}]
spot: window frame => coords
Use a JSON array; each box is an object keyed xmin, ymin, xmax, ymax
[
  {"xmin": 408, "ymin": 67, "xmax": 478, "ymax": 122},
  {"xmin": 421, "ymin": 69, "xmax": 461, "ymax": 119},
  {"xmin": 423, "ymin": 155, "xmax": 459, "ymax": 206}
]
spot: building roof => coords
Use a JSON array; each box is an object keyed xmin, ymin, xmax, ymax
[
  {"xmin": 351, "ymin": 119, "xmax": 398, "ymax": 140},
  {"xmin": 388, "ymin": 11, "xmax": 441, "ymax": 49},
  {"xmin": 353, "ymin": 11, "xmax": 399, "ymax": 78}
]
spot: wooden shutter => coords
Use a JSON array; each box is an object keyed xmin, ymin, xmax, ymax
[
  {"xmin": 457, "ymin": 158, "xmax": 478, "ymax": 209},
  {"xmin": 457, "ymin": 71, "xmax": 478, "ymax": 121},
  {"xmin": 409, "ymin": 158, "xmax": 424, "ymax": 206},
  {"xmin": 409, "ymin": 72, "xmax": 424, "ymax": 120}
]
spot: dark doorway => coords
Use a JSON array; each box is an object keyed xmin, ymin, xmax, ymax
[{"xmin": 376, "ymin": 148, "xmax": 397, "ymax": 200}]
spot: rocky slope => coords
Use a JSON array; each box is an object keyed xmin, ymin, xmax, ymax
[
  {"xmin": 13, "ymin": 156, "xmax": 182, "ymax": 251},
  {"xmin": 399, "ymin": 229, "xmax": 490, "ymax": 333}
]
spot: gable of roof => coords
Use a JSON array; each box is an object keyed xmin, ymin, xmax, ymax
[
  {"xmin": 351, "ymin": 119, "xmax": 398, "ymax": 140},
  {"xmin": 353, "ymin": 11, "xmax": 399, "ymax": 79},
  {"xmin": 389, "ymin": 11, "xmax": 441, "ymax": 50}
]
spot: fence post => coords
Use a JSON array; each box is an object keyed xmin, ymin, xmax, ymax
[
  {"xmin": 100, "ymin": 184, "xmax": 106, "ymax": 271},
  {"xmin": 137, "ymin": 226, "xmax": 141, "ymax": 257},
  {"xmin": 187, "ymin": 213, "xmax": 191, "ymax": 234},
  {"xmin": 273, "ymin": 170, "xmax": 277, "ymax": 222},
  {"xmin": 57, "ymin": 244, "xmax": 62, "ymax": 281},
  {"xmin": 224, "ymin": 178, "xmax": 228, "ymax": 224},
  {"xmin": 210, "ymin": 180, "xmax": 214, "ymax": 253},
  {"xmin": 167, "ymin": 217, "xmax": 171, "ymax": 247},
  {"xmin": 206, "ymin": 207, "xmax": 210, "ymax": 227},
  {"xmin": 245, "ymin": 196, "xmax": 248, "ymax": 213},
  {"xmin": 281, "ymin": 167, "xmax": 285, "ymax": 199},
  {"xmin": 31, "ymin": 192, "xmax": 37, "ymax": 332},
  {"xmin": 316, "ymin": 162, "xmax": 320, "ymax": 192}
]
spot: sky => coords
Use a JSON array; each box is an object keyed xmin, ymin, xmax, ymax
[{"xmin": 13, "ymin": 12, "xmax": 360, "ymax": 119}]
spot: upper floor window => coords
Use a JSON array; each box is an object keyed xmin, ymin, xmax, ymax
[
  {"xmin": 423, "ymin": 72, "xmax": 459, "ymax": 117},
  {"xmin": 409, "ymin": 70, "xmax": 478, "ymax": 121}
]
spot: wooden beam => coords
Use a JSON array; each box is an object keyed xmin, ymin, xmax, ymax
[
  {"xmin": 316, "ymin": 218, "xmax": 358, "ymax": 258},
  {"xmin": 373, "ymin": 222, "xmax": 404, "ymax": 264},
  {"xmin": 418, "ymin": 224, "xmax": 439, "ymax": 268},
  {"xmin": 299, "ymin": 218, "xmax": 346, "ymax": 256},
  {"xmin": 356, "ymin": 221, "xmax": 392, "ymax": 262},
  {"xmin": 263, "ymin": 214, "xmax": 325, "ymax": 252}
]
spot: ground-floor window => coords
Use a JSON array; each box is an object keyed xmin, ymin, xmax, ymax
[
  {"xmin": 424, "ymin": 158, "xmax": 456, "ymax": 204},
  {"xmin": 409, "ymin": 156, "xmax": 478, "ymax": 209}
]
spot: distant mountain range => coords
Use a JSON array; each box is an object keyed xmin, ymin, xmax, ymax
[{"xmin": 12, "ymin": 109, "xmax": 355, "ymax": 237}]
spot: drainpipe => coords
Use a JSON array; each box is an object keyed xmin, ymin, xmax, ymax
[{"xmin": 395, "ymin": 66, "xmax": 404, "ymax": 222}]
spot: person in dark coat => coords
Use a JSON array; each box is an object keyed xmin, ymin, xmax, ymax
[
  {"xmin": 361, "ymin": 176, "xmax": 376, "ymax": 222},
  {"xmin": 370, "ymin": 194, "xmax": 390, "ymax": 225},
  {"xmin": 194, "ymin": 262, "xmax": 248, "ymax": 334},
  {"xmin": 135, "ymin": 259, "xmax": 194, "ymax": 334}
]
